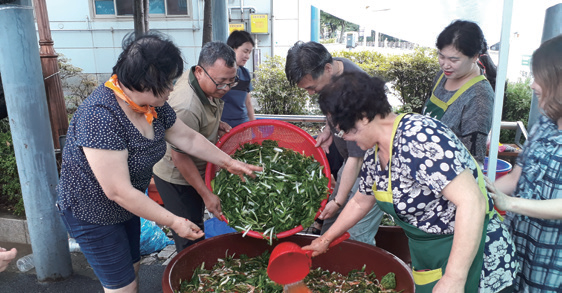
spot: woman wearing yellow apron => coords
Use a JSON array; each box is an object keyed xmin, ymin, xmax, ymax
[
  {"xmin": 303, "ymin": 72, "xmax": 517, "ymax": 292},
  {"xmin": 422, "ymin": 20, "xmax": 497, "ymax": 166}
]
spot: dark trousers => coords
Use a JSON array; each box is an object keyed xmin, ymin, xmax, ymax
[{"xmin": 152, "ymin": 174, "xmax": 205, "ymax": 253}]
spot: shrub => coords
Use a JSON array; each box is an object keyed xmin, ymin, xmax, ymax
[
  {"xmin": 500, "ymin": 79, "xmax": 532, "ymax": 144},
  {"xmin": 253, "ymin": 55, "xmax": 310, "ymax": 115},
  {"xmin": 385, "ymin": 48, "xmax": 440, "ymax": 113},
  {"xmin": 58, "ymin": 54, "xmax": 99, "ymax": 115},
  {"xmin": 0, "ymin": 118, "xmax": 23, "ymax": 216}
]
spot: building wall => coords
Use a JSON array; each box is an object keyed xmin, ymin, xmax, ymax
[{"xmin": 44, "ymin": 0, "xmax": 314, "ymax": 78}]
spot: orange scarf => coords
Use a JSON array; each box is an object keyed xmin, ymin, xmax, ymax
[{"xmin": 105, "ymin": 74, "xmax": 157, "ymax": 124}]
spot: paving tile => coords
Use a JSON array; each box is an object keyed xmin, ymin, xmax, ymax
[
  {"xmin": 162, "ymin": 251, "xmax": 177, "ymax": 266},
  {"xmin": 0, "ymin": 218, "xmax": 29, "ymax": 244}
]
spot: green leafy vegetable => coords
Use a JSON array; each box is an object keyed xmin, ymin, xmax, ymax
[
  {"xmin": 178, "ymin": 252, "xmax": 402, "ymax": 292},
  {"xmin": 380, "ymin": 272, "xmax": 397, "ymax": 290},
  {"xmin": 213, "ymin": 140, "xmax": 329, "ymax": 243}
]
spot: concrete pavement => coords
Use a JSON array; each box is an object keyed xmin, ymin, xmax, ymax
[{"xmin": 0, "ymin": 241, "xmax": 174, "ymax": 293}]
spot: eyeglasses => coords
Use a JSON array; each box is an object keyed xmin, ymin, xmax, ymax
[{"xmin": 199, "ymin": 65, "xmax": 239, "ymax": 90}]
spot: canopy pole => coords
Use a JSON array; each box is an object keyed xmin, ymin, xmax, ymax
[{"xmin": 488, "ymin": 0, "xmax": 514, "ymax": 181}]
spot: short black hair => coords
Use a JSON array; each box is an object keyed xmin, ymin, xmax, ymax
[
  {"xmin": 227, "ymin": 30, "xmax": 254, "ymax": 49},
  {"xmin": 436, "ymin": 20, "xmax": 497, "ymax": 90},
  {"xmin": 285, "ymin": 41, "xmax": 333, "ymax": 86},
  {"xmin": 318, "ymin": 71, "xmax": 391, "ymax": 133},
  {"xmin": 198, "ymin": 41, "xmax": 237, "ymax": 68},
  {"xmin": 113, "ymin": 31, "xmax": 184, "ymax": 97}
]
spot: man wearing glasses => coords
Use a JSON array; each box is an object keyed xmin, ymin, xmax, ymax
[
  {"xmin": 153, "ymin": 41, "xmax": 238, "ymax": 252},
  {"xmin": 285, "ymin": 41, "xmax": 383, "ymax": 246}
]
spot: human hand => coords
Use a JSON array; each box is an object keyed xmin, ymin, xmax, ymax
[
  {"xmin": 483, "ymin": 176, "xmax": 498, "ymax": 194},
  {"xmin": 223, "ymin": 159, "xmax": 263, "ymax": 181},
  {"xmin": 0, "ymin": 247, "xmax": 17, "ymax": 272},
  {"xmin": 489, "ymin": 190, "xmax": 512, "ymax": 212},
  {"xmin": 171, "ymin": 217, "xmax": 205, "ymax": 241},
  {"xmin": 432, "ymin": 274, "xmax": 465, "ymax": 293},
  {"xmin": 301, "ymin": 236, "xmax": 331, "ymax": 258},
  {"xmin": 203, "ymin": 192, "xmax": 223, "ymax": 219},
  {"xmin": 315, "ymin": 127, "xmax": 333, "ymax": 153},
  {"xmin": 218, "ymin": 121, "xmax": 232, "ymax": 139},
  {"xmin": 319, "ymin": 200, "xmax": 340, "ymax": 220}
]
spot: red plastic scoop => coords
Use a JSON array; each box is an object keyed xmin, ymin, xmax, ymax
[{"xmin": 267, "ymin": 232, "xmax": 350, "ymax": 285}]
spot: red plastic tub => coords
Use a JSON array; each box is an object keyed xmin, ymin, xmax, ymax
[
  {"xmin": 204, "ymin": 119, "xmax": 332, "ymax": 240},
  {"xmin": 162, "ymin": 232, "xmax": 414, "ymax": 292}
]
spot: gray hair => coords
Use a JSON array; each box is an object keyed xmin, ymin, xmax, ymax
[{"xmin": 198, "ymin": 41, "xmax": 236, "ymax": 68}]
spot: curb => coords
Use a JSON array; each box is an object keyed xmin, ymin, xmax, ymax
[{"xmin": 0, "ymin": 216, "xmax": 30, "ymax": 244}]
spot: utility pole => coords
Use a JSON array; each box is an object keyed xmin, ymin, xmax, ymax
[
  {"xmin": 33, "ymin": 0, "xmax": 68, "ymax": 152},
  {"xmin": 212, "ymin": 0, "xmax": 228, "ymax": 42},
  {"xmin": 133, "ymin": 0, "xmax": 149, "ymax": 37},
  {"xmin": 0, "ymin": 0, "xmax": 73, "ymax": 281},
  {"xmin": 203, "ymin": 0, "xmax": 213, "ymax": 45}
]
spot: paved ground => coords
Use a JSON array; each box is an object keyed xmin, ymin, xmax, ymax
[{"xmin": 0, "ymin": 241, "xmax": 174, "ymax": 293}]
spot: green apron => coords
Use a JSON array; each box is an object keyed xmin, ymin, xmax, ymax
[
  {"xmin": 424, "ymin": 73, "xmax": 486, "ymax": 120},
  {"xmin": 373, "ymin": 113, "xmax": 494, "ymax": 293}
]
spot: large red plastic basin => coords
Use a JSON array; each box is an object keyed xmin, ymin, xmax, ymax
[{"xmin": 162, "ymin": 232, "xmax": 414, "ymax": 292}]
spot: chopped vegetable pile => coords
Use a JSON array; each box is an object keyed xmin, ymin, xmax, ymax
[
  {"xmin": 178, "ymin": 252, "xmax": 401, "ymax": 292},
  {"xmin": 212, "ymin": 140, "xmax": 329, "ymax": 243}
]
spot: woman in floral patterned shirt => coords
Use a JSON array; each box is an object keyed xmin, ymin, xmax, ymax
[
  {"xmin": 302, "ymin": 71, "xmax": 517, "ymax": 292},
  {"xmin": 487, "ymin": 35, "xmax": 562, "ymax": 292}
]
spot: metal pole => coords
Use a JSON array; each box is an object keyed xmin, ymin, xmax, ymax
[
  {"xmin": 0, "ymin": 2, "xmax": 72, "ymax": 281},
  {"xmin": 212, "ymin": 0, "xmax": 228, "ymax": 42},
  {"xmin": 311, "ymin": 6, "xmax": 320, "ymax": 42},
  {"xmin": 487, "ymin": 0, "xmax": 514, "ymax": 181},
  {"xmin": 528, "ymin": 3, "xmax": 562, "ymax": 130}
]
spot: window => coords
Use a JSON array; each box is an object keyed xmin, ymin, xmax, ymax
[{"xmin": 94, "ymin": 0, "xmax": 189, "ymax": 17}]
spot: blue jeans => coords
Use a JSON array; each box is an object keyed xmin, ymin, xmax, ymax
[{"xmin": 57, "ymin": 204, "xmax": 140, "ymax": 289}]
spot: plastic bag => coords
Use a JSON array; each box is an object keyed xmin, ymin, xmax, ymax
[
  {"xmin": 140, "ymin": 217, "xmax": 174, "ymax": 255},
  {"xmin": 204, "ymin": 217, "xmax": 236, "ymax": 239}
]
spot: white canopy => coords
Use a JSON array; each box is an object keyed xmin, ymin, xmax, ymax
[{"xmin": 310, "ymin": 0, "xmax": 558, "ymax": 51}]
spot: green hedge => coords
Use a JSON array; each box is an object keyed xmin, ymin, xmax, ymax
[
  {"xmin": 0, "ymin": 118, "xmax": 23, "ymax": 215},
  {"xmin": 252, "ymin": 55, "xmax": 311, "ymax": 115}
]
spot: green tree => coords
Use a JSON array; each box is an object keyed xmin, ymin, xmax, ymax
[
  {"xmin": 320, "ymin": 11, "xmax": 359, "ymax": 42},
  {"xmin": 500, "ymin": 79, "xmax": 532, "ymax": 144}
]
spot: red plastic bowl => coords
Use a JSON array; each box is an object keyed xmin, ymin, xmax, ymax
[{"xmin": 205, "ymin": 119, "xmax": 332, "ymax": 239}]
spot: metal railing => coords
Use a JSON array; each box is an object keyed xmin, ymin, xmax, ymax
[
  {"xmin": 255, "ymin": 114, "xmax": 326, "ymax": 123},
  {"xmin": 256, "ymin": 114, "xmax": 527, "ymax": 148}
]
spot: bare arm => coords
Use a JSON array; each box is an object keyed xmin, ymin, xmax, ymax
[
  {"xmin": 319, "ymin": 156, "xmax": 363, "ymax": 220},
  {"xmin": 491, "ymin": 194, "xmax": 562, "ymax": 219},
  {"xmin": 488, "ymin": 163, "xmax": 562, "ymax": 219},
  {"xmin": 302, "ymin": 191, "xmax": 376, "ymax": 257},
  {"xmin": 165, "ymin": 120, "xmax": 261, "ymax": 178},
  {"xmin": 245, "ymin": 92, "xmax": 255, "ymax": 121},
  {"xmin": 490, "ymin": 165, "xmax": 522, "ymax": 195},
  {"xmin": 83, "ymin": 147, "xmax": 204, "ymax": 240},
  {"xmin": 433, "ymin": 169, "xmax": 486, "ymax": 293},
  {"xmin": 171, "ymin": 149, "xmax": 222, "ymax": 219}
]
